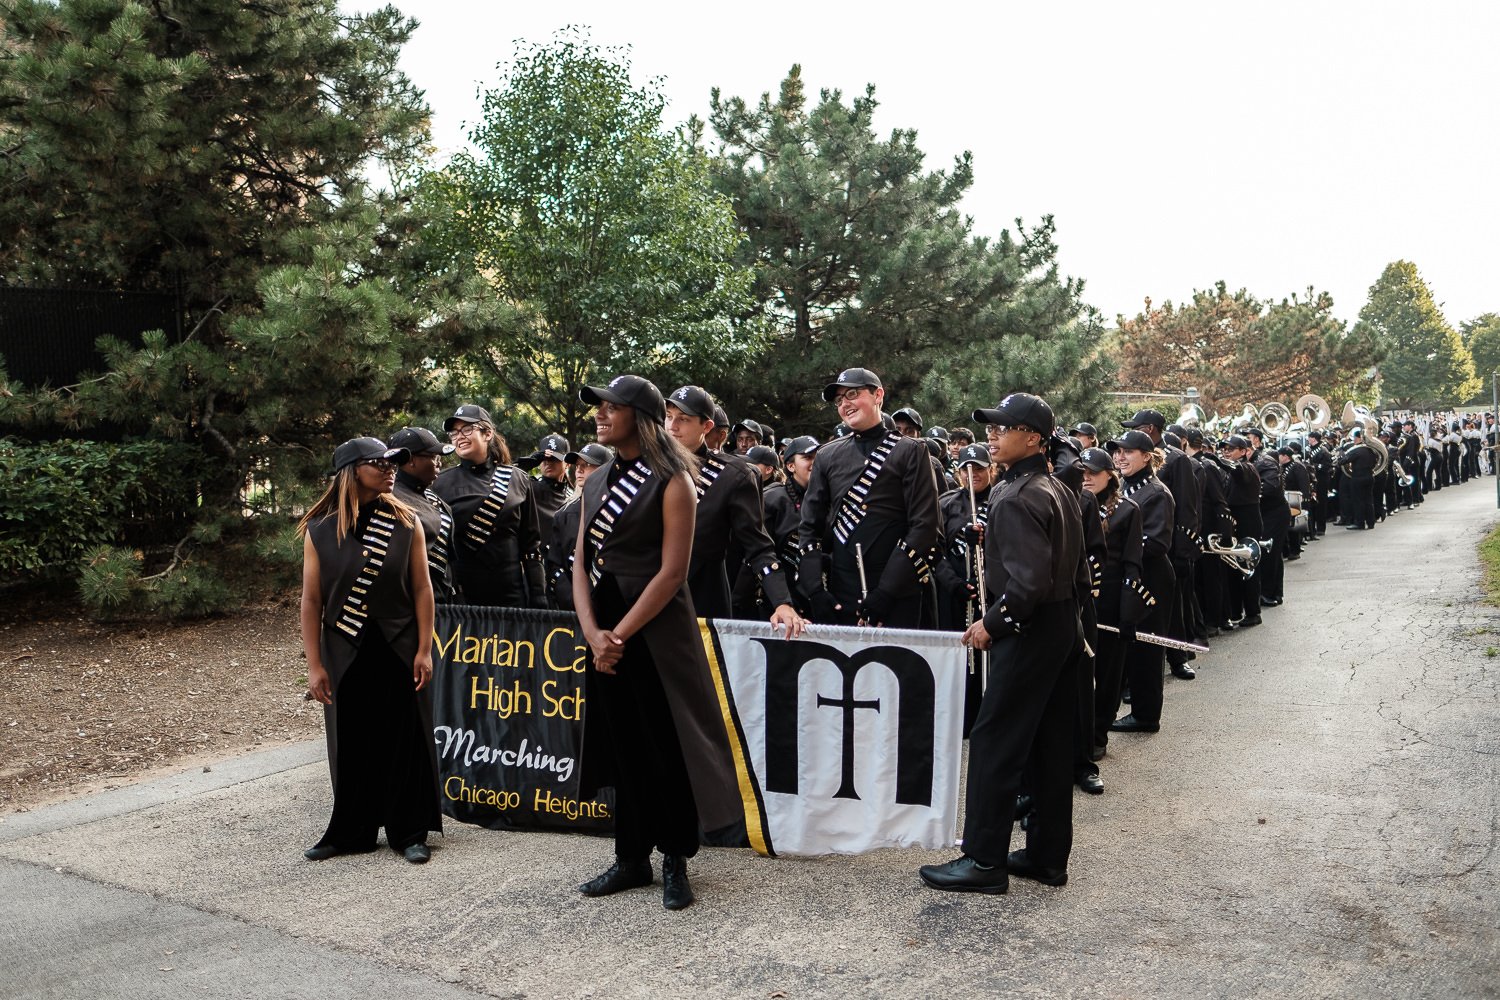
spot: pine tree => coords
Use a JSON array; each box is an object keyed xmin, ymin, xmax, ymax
[
  {"xmin": 1356, "ymin": 261, "xmax": 1478, "ymax": 409},
  {"xmin": 703, "ymin": 66, "xmax": 1110, "ymax": 435}
]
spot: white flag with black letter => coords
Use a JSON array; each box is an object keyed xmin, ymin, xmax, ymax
[{"xmin": 699, "ymin": 619, "xmax": 966, "ymax": 856}]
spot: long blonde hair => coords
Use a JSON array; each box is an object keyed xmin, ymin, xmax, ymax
[{"xmin": 298, "ymin": 467, "xmax": 415, "ymax": 542}]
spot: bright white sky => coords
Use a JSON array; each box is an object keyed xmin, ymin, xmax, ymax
[{"xmin": 361, "ymin": 0, "xmax": 1499, "ymax": 329}]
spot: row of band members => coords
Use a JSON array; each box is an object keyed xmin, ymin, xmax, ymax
[{"xmin": 294, "ymin": 368, "xmax": 1393, "ymax": 900}]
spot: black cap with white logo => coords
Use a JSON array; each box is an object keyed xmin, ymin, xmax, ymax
[
  {"xmin": 388, "ymin": 426, "xmax": 454, "ymax": 458},
  {"xmin": 666, "ymin": 385, "xmax": 716, "ymax": 420},
  {"xmin": 822, "ymin": 367, "xmax": 883, "ymax": 402},
  {"xmin": 580, "ymin": 374, "xmax": 667, "ymax": 422},
  {"xmin": 443, "ymin": 403, "xmax": 492, "ymax": 432}
]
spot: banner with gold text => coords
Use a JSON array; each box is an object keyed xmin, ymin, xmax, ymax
[{"xmin": 431, "ymin": 606, "xmax": 611, "ymax": 833}]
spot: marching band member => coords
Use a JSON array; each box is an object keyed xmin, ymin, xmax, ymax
[{"xmin": 920, "ymin": 393, "xmax": 1086, "ymax": 895}]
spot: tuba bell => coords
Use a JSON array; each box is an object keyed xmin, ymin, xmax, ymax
[
  {"xmin": 1296, "ymin": 393, "xmax": 1331, "ymax": 431},
  {"xmin": 1178, "ymin": 402, "xmax": 1206, "ymax": 428},
  {"xmin": 1259, "ymin": 402, "xmax": 1293, "ymax": 437},
  {"xmin": 1233, "ymin": 402, "xmax": 1258, "ymax": 430}
]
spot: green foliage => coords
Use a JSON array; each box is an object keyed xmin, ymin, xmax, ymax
[
  {"xmin": 703, "ymin": 66, "xmax": 1110, "ymax": 435},
  {"xmin": 1357, "ymin": 261, "xmax": 1479, "ymax": 408},
  {"xmin": 0, "ymin": 438, "xmax": 202, "ymax": 576},
  {"xmin": 1462, "ymin": 314, "xmax": 1500, "ymax": 402},
  {"xmin": 0, "ymin": 0, "xmax": 499, "ymax": 614},
  {"xmin": 1112, "ymin": 282, "xmax": 1383, "ymax": 415},
  {"xmin": 78, "ymin": 546, "xmax": 144, "ymax": 615},
  {"xmin": 426, "ymin": 29, "xmax": 764, "ymax": 441}
]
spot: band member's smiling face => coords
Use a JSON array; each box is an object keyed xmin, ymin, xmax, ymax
[
  {"xmin": 1113, "ymin": 447, "xmax": 1150, "ymax": 477},
  {"xmin": 594, "ymin": 402, "xmax": 636, "ymax": 447},
  {"xmin": 835, "ymin": 386, "xmax": 883, "ymax": 432}
]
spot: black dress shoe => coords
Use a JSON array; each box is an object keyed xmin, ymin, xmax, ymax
[
  {"xmin": 1239, "ymin": 615, "xmax": 1262, "ymax": 628},
  {"xmin": 1205, "ymin": 626, "xmax": 1221, "ymax": 638},
  {"xmin": 303, "ymin": 844, "xmax": 343, "ymax": 861},
  {"xmin": 1110, "ymin": 713, "xmax": 1160, "ymax": 733},
  {"xmin": 1171, "ymin": 663, "xmax": 1196, "ymax": 680},
  {"xmin": 1260, "ymin": 596, "xmax": 1282, "ymax": 607},
  {"xmin": 1076, "ymin": 772, "xmax": 1104, "ymax": 795},
  {"xmin": 1216, "ymin": 620, "xmax": 1237, "ymax": 631},
  {"xmin": 661, "ymin": 855, "xmax": 694, "ymax": 910},
  {"xmin": 402, "ymin": 843, "xmax": 431, "ymax": 864},
  {"xmin": 919, "ymin": 856, "xmax": 1009, "ymax": 894},
  {"xmin": 1006, "ymin": 849, "xmax": 1068, "ymax": 887},
  {"xmin": 578, "ymin": 858, "xmax": 654, "ymax": 897},
  {"xmin": 1089, "ymin": 744, "xmax": 1107, "ymax": 762}
]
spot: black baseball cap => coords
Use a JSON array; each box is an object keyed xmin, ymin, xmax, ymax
[
  {"xmin": 388, "ymin": 427, "xmax": 454, "ymax": 459},
  {"xmin": 1122, "ymin": 409, "xmax": 1166, "ymax": 430},
  {"xmin": 972, "ymin": 392, "xmax": 1055, "ymax": 437},
  {"xmin": 521, "ymin": 432, "xmax": 571, "ymax": 468},
  {"xmin": 892, "ymin": 407, "xmax": 923, "ymax": 429},
  {"xmin": 666, "ymin": 385, "xmax": 716, "ymax": 421},
  {"xmin": 833, "ymin": 423, "xmax": 852, "ymax": 438},
  {"xmin": 1223, "ymin": 434, "xmax": 1251, "ymax": 450},
  {"xmin": 926, "ymin": 425, "xmax": 949, "ymax": 442},
  {"xmin": 712, "ymin": 404, "xmax": 730, "ymax": 431},
  {"xmin": 565, "ymin": 442, "xmax": 612, "ymax": 467},
  {"xmin": 580, "ymin": 374, "xmax": 667, "ymax": 422},
  {"xmin": 1184, "ymin": 427, "xmax": 1205, "ymax": 448},
  {"xmin": 822, "ymin": 367, "xmax": 883, "ymax": 402},
  {"xmin": 1071, "ymin": 422, "xmax": 1098, "ymax": 438},
  {"xmin": 785, "ymin": 435, "xmax": 820, "ymax": 457},
  {"xmin": 956, "ymin": 443, "xmax": 991, "ymax": 468},
  {"xmin": 1077, "ymin": 447, "xmax": 1114, "ymax": 473},
  {"xmin": 731, "ymin": 418, "xmax": 764, "ymax": 440},
  {"xmin": 745, "ymin": 445, "xmax": 779, "ymax": 467},
  {"xmin": 1107, "ymin": 429, "xmax": 1156, "ymax": 453},
  {"xmin": 443, "ymin": 403, "xmax": 491, "ymax": 432},
  {"xmin": 331, "ymin": 437, "xmax": 409, "ymax": 475}
]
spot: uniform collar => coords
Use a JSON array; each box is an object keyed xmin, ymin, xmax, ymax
[
  {"xmin": 460, "ymin": 457, "xmax": 494, "ymax": 474},
  {"xmin": 1122, "ymin": 467, "xmax": 1155, "ymax": 488},
  {"xmin": 1002, "ymin": 452, "xmax": 1049, "ymax": 482}
]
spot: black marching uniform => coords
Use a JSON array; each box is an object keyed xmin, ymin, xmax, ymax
[
  {"xmin": 1225, "ymin": 456, "xmax": 1263, "ymax": 622},
  {"xmin": 690, "ymin": 447, "xmax": 794, "ymax": 620},
  {"xmin": 933, "ymin": 479, "xmax": 992, "ymax": 734},
  {"xmin": 1194, "ymin": 451, "xmax": 1235, "ymax": 630},
  {"xmin": 798, "ymin": 423, "xmax": 941, "ymax": 628},
  {"xmin": 961, "ymin": 452, "xmax": 1088, "ymax": 871},
  {"xmin": 307, "ymin": 501, "xmax": 442, "ymax": 855},
  {"xmin": 1091, "ymin": 490, "xmax": 1150, "ymax": 753},
  {"xmin": 393, "ymin": 470, "xmax": 460, "ymax": 603},
  {"xmin": 1253, "ymin": 447, "xmax": 1290, "ymax": 603},
  {"xmin": 545, "ymin": 496, "xmax": 583, "ymax": 611},
  {"xmin": 1116, "ymin": 467, "xmax": 1175, "ymax": 728},
  {"xmin": 1307, "ymin": 440, "xmax": 1335, "ymax": 532},
  {"xmin": 432, "ymin": 457, "xmax": 547, "ymax": 608},
  {"xmin": 1159, "ymin": 445, "xmax": 1204, "ymax": 659},
  {"xmin": 759, "ymin": 477, "xmax": 807, "ymax": 614},
  {"xmin": 1281, "ymin": 457, "xmax": 1312, "ymax": 560},
  {"xmin": 530, "ymin": 475, "xmax": 574, "ymax": 561}
]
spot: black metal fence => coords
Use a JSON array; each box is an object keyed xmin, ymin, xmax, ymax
[{"xmin": 0, "ymin": 286, "xmax": 180, "ymax": 388}]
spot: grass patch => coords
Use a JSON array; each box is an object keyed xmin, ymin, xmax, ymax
[{"xmin": 1481, "ymin": 523, "xmax": 1500, "ymax": 606}]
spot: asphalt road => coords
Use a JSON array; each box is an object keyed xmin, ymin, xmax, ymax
[{"xmin": 2, "ymin": 480, "xmax": 1497, "ymax": 1000}]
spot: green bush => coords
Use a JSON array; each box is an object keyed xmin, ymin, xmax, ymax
[{"xmin": 0, "ymin": 437, "xmax": 206, "ymax": 577}]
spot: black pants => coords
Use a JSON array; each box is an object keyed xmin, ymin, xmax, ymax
[
  {"xmin": 1196, "ymin": 553, "xmax": 1225, "ymax": 629},
  {"xmin": 1073, "ymin": 605, "xmax": 1098, "ymax": 779},
  {"xmin": 1092, "ymin": 620, "xmax": 1128, "ymax": 751},
  {"xmin": 592, "ymin": 579, "xmax": 700, "ymax": 861},
  {"xmin": 1165, "ymin": 560, "xmax": 1199, "ymax": 667},
  {"xmin": 1229, "ymin": 504, "xmax": 1263, "ymax": 618},
  {"xmin": 1260, "ymin": 515, "xmax": 1288, "ymax": 600},
  {"xmin": 318, "ymin": 634, "xmax": 442, "ymax": 853},
  {"xmin": 1123, "ymin": 555, "xmax": 1175, "ymax": 726},
  {"xmin": 962, "ymin": 600, "xmax": 1079, "ymax": 870},
  {"xmin": 1342, "ymin": 479, "xmax": 1375, "ymax": 529}
]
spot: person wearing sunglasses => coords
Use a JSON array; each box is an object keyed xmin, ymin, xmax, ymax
[
  {"xmin": 389, "ymin": 427, "xmax": 460, "ymax": 604},
  {"xmin": 297, "ymin": 437, "xmax": 442, "ymax": 865},
  {"xmin": 432, "ymin": 404, "xmax": 548, "ymax": 609}
]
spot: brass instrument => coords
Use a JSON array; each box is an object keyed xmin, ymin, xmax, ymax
[
  {"xmin": 1296, "ymin": 394, "xmax": 1331, "ymax": 431},
  {"xmin": 1178, "ymin": 402, "xmax": 1207, "ymax": 428},
  {"xmin": 1205, "ymin": 534, "xmax": 1264, "ymax": 577},
  {"xmin": 1259, "ymin": 402, "xmax": 1293, "ymax": 437},
  {"xmin": 1232, "ymin": 402, "xmax": 1258, "ymax": 431}
]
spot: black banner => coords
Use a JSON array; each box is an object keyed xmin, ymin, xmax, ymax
[{"xmin": 430, "ymin": 605, "xmax": 612, "ymax": 833}]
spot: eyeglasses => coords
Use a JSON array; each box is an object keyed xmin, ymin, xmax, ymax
[
  {"xmin": 985, "ymin": 424, "xmax": 1034, "ymax": 440},
  {"xmin": 833, "ymin": 388, "xmax": 870, "ymax": 404},
  {"xmin": 358, "ymin": 458, "xmax": 396, "ymax": 472},
  {"xmin": 448, "ymin": 423, "xmax": 478, "ymax": 440}
]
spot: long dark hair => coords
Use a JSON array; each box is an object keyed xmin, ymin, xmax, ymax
[
  {"xmin": 473, "ymin": 418, "xmax": 512, "ymax": 466},
  {"xmin": 633, "ymin": 409, "xmax": 697, "ymax": 481},
  {"xmin": 297, "ymin": 467, "xmax": 415, "ymax": 543}
]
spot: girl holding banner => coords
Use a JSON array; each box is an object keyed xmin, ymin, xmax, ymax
[
  {"xmin": 572, "ymin": 375, "xmax": 745, "ymax": 911},
  {"xmin": 298, "ymin": 437, "xmax": 443, "ymax": 865}
]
